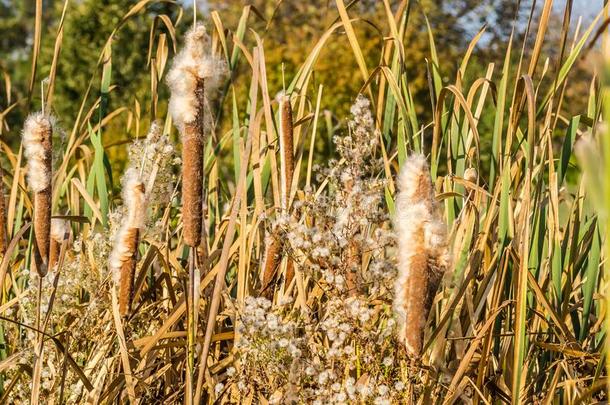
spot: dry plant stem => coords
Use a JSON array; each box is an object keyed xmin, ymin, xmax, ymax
[
  {"xmin": 195, "ymin": 98, "xmax": 254, "ymax": 401},
  {"xmin": 111, "ymin": 287, "xmax": 137, "ymax": 402},
  {"xmin": 30, "ymin": 276, "xmax": 44, "ymax": 405},
  {"xmin": 118, "ymin": 228, "xmax": 139, "ymax": 317},
  {"xmin": 186, "ymin": 248, "xmax": 198, "ymax": 405},
  {"xmin": 0, "ymin": 166, "xmax": 6, "ymax": 255},
  {"xmin": 182, "ymin": 79, "xmax": 205, "ymax": 248}
]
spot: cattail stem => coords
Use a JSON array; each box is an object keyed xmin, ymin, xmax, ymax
[
  {"xmin": 0, "ymin": 166, "xmax": 6, "ymax": 255},
  {"xmin": 182, "ymin": 79, "xmax": 205, "ymax": 248},
  {"xmin": 186, "ymin": 248, "xmax": 197, "ymax": 405}
]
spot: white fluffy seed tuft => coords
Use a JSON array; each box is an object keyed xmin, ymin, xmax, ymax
[
  {"xmin": 50, "ymin": 218, "xmax": 69, "ymax": 243},
  {"xmin": 167, "ymin": 22, "xmax": 226, "ymax": 131},
  {"xmin": 22, "ymin": 112, "xmax": 54, "ymax": 192}
]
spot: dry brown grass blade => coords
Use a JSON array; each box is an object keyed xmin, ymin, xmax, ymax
[
  {"xmin": 110, "ymin": 287, "xmax": 137, "ymax": 402},
  {"xmin": 196, "ymin": 74, "xmax": 255, "ymax": 392},
  {"xmin": 0, "ymin": 222, "xmax": 31, "ymax": 294},
  {"xmin": 0, "ymin": 165, "xmax": 6, "ymax": 254},
  {"xmin": 27, "ymin": 0, "xmax": 43, "ymax": 101}
]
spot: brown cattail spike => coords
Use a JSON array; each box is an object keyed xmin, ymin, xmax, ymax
[
  {"xmin": 110, "ymin": 170, "xmax": 148, "ymax": 317},
  {"xmin": 260, "ymin": 235, "xmax": 282, "ymax": 299},
  {"xmin": 118, "ymin": 227, "xmax": 140, "ymax": 316},
  {"xmin": 167, "ymin": 23, "xmax": 226, "ymax": 248},
  {"xmin": 23, "ymin": 113, "xmax": 53, "ymax": 276},
  {"xmin": 279, "ymin": 93, "xmax": 294, "ymax": 211},
  {"xmin": 393, "ymin": 154, "xmax": 450, "ymax": 358},
  {"xmin": 278, "ymin": 93, "xmax": 296, "ymax": 290},
  {"xmin": 181, "ymin": 79, "xmax": 205, "ymax": 247}
]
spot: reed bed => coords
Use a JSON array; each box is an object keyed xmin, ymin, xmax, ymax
[{"xmin": 0, "ymin": 1, "xmax": 609, "ymax": 404}]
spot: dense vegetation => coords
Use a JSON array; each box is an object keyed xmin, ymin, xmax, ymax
[{"xmin": 0, "ymin": 0, "xmax": 608, "ymax": 403}]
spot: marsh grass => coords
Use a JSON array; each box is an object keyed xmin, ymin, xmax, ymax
[{"xmin": 0, "ymin": 0, "xmax": 609, "ymax": 403}]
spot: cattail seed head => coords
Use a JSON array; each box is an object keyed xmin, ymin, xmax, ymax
[
  {"xmin": 261, "ymin": 235, "xmax": 282, "ymax": 299},
  {"xmin": 23, "ymin": 112, "xmax": 54, "ymax": 276},
  {"xmin": 393, "ymin": 154, "xmax": 450, "ymax": 358},
  {"xmin": 110, "ymin": 169, "xmax": 148, "ymax": 316},
  {"xmin": 167, "ymin": 22, "xmax": 226, "ymax": 248},
  {"xmin": 278, "ymin": 92, "xmax": 294, "ymax": 212}
]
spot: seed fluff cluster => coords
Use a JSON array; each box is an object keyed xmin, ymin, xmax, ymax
[{"xmin": 230, "ymin": 97, "xmax": 410, "ymax": 404}]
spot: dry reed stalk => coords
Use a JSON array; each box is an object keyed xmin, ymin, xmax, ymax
[
  {"xmin": 110, "ymin": 170, "xmax": 147, "ymax": 317},
  {"xmin": 393, "ymin": 154, "xmax": 450, "ymax": 358},
  {"xmin": 23, "ymin": 113, "xmax": 53, "ymax": 276},
  {"xmin": 0, "ymin": 165, "xmax": 6, "ymax": 255}
]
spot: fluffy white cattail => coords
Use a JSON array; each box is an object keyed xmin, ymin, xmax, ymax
[
  {"xmin": 23, "ymin": 112, "xmax": 54, "ymax": 276},
  {"xmin": 167, "ymin": 22, "xmax": 225, "ymax": 248},
  {"xmin": 393, "ymin": 154, "xmax": 450, "ymax": 358},
  {"xmin": 109, "ymin": 169, "xmax": 148, "ymax": 316},
  {"xmin": 49, "ymin": 218, "xmax": 69, "ymax": 270}
]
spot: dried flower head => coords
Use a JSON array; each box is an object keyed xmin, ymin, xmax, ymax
[{"xmin": 393, "ymin": 154, "xmax": 450, "ymax": 358}]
